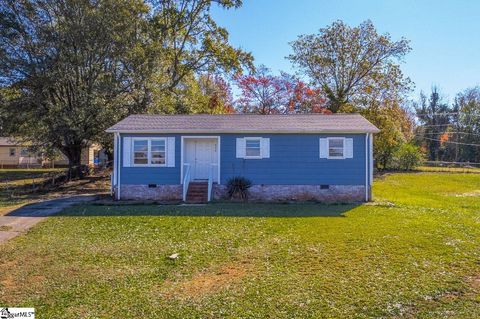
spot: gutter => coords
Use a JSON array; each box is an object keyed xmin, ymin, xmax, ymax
[{"xmin": 106, "ymin": 129, "xmax": 381, "ymax": 134}]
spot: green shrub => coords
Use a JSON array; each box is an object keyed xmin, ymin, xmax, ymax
[
  {"xmin": 393, "ymin": 143, "xmax": 424, "ymax": 171},
  {"xmin": 226, "ymin": 176, "xmax": 252, "ymax": 200}
]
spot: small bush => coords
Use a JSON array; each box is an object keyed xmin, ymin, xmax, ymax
[
  {"xmin": 226, "ymin": 176, "xmax": 252, "ymax": 200},
  {"xmin": 393, "ymin": 143, "xmax": 424, "ymax": 171}
]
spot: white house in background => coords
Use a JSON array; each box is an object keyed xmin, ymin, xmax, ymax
[{"xmin": 0, "ymin": 137, "xmax": 106, "ymax": 168}]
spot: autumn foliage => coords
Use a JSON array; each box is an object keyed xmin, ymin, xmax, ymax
[{"xmin": 234, "ymin": 66, "xmax": 329, "ymax": 114}]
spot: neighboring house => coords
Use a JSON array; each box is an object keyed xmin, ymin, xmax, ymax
[
  {"xmin": 0, "ymin": 137, "xmax": 106, "ymax": 168},
  {"xmin": 107, "ymin": 114, "xmax": 380, "ymax": 203}
]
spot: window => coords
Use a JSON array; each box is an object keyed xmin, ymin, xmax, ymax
[
  {"xmin": 9, "ymin": 148, "xmax": 16, "ymax": 157},
  {"xmin": 245, "ymin": 138, "xmax": 261, "ymax": 158},
  {"xmin": 20, "ymin": 148, "xmax": 30, "ymax": 157},
  {"xmin": 151, "ymin": 140, "xmax": 166, "ymax": 165},
  {"xmin": 328, "ymin": 138, "xmax": 344, "ymax": 158},
  {"xmin": 132, "ymin": 138, "xmax": 166, "ymax": 166},
  {"xmin": 133, "ymin": 140, "xmax": 148, "ymax": 164},
  {"xmin": 236, "ymin": 137, "xmax": 270, "ymax": 159}
]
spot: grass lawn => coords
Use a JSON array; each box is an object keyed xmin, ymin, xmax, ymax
[
  {"xmin": 417, "ymin": 166, "xmax": 480, "ymax": 174},
  {"xmin": 0, "ymin": 173, "xmax": 479, "ymax": 318}
]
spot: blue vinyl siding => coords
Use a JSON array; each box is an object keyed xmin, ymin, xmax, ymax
[
  {"xmin": 120, "ymin": 134, "xmax": 181, "ymax": 185},
  {"xmin": 221, "ymin": 134, "xmax": 365, "ymax": 185},
  {"xmin": 119, "ymin": 133, "xmax": 367, "ymax": 185}
]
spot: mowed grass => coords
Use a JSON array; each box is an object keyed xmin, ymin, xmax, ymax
[
  {"xmin": 0, "ymin": 173, "xmax": 479, "ymax": 318},
  {"xmin": 417, "ymin": 166, "xmax": 480, "ymax": 174}
]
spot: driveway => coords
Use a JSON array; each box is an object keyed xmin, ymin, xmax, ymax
[{"xmin": 0, "ymin": 195, "xmax": 98, "ymax": 244}]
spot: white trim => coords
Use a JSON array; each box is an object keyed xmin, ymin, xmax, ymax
[
  {"xmin": 180, "ymin": 136, "xmax": 221, "ymax": 185},
  {"xmin": 113, "ymin": 133, "xmax": 118, "ymax": 186},
  {"xmin": 244, "ymin": 137, "xmax": 262, "ymax": 159},
  {"xmin": 369, "ymin": 133, "xmax": 373, "ymax": 186},
  {"xmin": 326, "ymin": 137, "xmax": 346, "ymax": 159},
  {"xmin": 131, "ymin": 137, "xmax": 167, "ymax": 167},
  {"xmin": 107, "ymin": 129, "xmax": 380, "ymax": 134},
  {"xmin": 116, "ymin": 133, "xmax": 121, "ymax": 200},
  {"xmin": 365, "ymin": 133, "xmax": 368, "ymax": 202}
]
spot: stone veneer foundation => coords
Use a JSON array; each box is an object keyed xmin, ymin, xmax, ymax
[
  {"xmin": 120, "ymin": 184, "xmax": 182, "ymax": 201},
  {"xmin": 213, "ymin": 184, "xmax": 365, "ymax": 202},
  {"xmin": 121, "ymin": 184, "xmax": 365, "ymax": 202},
  {"xmin": 118, "ymin": 184, "xmax": 366, "ymax": 202}
]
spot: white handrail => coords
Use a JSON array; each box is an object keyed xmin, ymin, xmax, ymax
[
  {"xmin": 207, "ymin": 163, "xmax": 218, "ymax": 202},
  {"xmin": 208, "ymin": 167, "xmax": 213, "ymax": 202},
  {"xmin": 182, "ymin": 164, "xmax": 191, "ymax": 201}
]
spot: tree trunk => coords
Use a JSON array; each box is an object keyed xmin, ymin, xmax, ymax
[
  {"xmin": 104, "ymin": 149, "xmax": 113, "ymax": 167},
  {"xmin": 62, "ymin": 144, "xmax": 84, "ymax": 179}
]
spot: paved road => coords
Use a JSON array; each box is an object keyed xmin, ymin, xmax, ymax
[{"xmin": 0, "ymin": 195, "xmax": 97, "ymax": 244}]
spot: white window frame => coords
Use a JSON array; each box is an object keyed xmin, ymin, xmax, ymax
[
  {"xmin": 131, "ymin": 137, "xmax": 167, "ymax": 167},
  {"xmin": 327, "ymin": 137, "xmax": 346, "ymax": 159},
  {"xmin": 244, "ymin": 137, "xmax": 262, "ymax": 159},
  {"xmin": 9, "ymin": 148, "xmax": 16, "ymax": 157}
]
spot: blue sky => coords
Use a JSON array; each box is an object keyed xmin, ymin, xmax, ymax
[{"xmin": 211, "ymin": 0, "xmax": 480, "ymax": 102}]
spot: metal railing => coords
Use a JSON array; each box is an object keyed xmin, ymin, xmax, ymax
[
  {"xmin": 182, "ymin": 163, "xmax": 191, "ymax": 202},
  {"xmin": 207, "ymin": 163, "xmax": 218, "ymax": 202}
]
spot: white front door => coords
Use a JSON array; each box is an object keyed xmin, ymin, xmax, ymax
[{"xmin": 184, "ymin": 138, "xmax": 218, "ymax": 181}]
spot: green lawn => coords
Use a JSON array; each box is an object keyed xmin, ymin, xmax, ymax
[{"xmin": 0, "ymin": 173, "xmax": 479, "ymax": 318}]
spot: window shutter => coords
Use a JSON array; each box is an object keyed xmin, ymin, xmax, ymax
[
  {"xmin": 345, "ymin": 138, "xmax": 353, "ymax": 158},
  {"xmin": 236, "ymin": 138, "xmax": 245, "ymax": 158},
  {"xmin": 167, "ymin": 137, "xmax": 175, "ymax": 167},
  {"xmin": 261, "ymin": 138, "xmax": 270, "ymax": 158},
  {"xmin": 123, "ymin": 137, "xmax": 132, "ymax": 167},
  {"xmin": 319, "ymin": 138, "xmax": 328, "ymax": 158}
]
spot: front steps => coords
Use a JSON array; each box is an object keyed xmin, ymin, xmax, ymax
[{"xmin": 186, "ymin": 181, "xmax": 208, "ymax": 203}]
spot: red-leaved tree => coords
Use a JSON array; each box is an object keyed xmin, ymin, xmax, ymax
[{"xmin": 234, "ymin": 65, "xmax": 329, "ymax": 114}]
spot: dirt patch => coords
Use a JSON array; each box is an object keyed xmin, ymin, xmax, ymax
[
  {"xmin": 467, "ymin": 274, "xmax": 480, "ymax": 291},
  {"xmin": 452, "ymin": 190, "xmax": 480, "ymax": 197},
  {"xmin": 163, "ymin": 259, "xmax": 254, "ymax": 299},
  {"xmin": 0, "ymin": 225, "xmax": 13, "ymax": 231}
]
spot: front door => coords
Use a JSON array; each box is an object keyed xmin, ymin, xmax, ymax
[{"xmin": 184, "ymin": 139, "xmax": 218, "ymax": 181}]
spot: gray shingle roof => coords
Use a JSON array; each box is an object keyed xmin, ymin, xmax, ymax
[
  {"xmin": 0, "ymin": 137, "xmax": 20, "ymax": 146},
  {"xmin": 106, "ymin": 114, "xmax": 380, "ymax": 134}
]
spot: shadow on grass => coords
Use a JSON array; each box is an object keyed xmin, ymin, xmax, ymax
[{"xmin": 50, "ymin": 202, "xmax": 359, "ymax": 218}]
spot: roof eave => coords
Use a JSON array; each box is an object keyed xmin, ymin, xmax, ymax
[{"xmin": 105, "ymin": 128, "xmax": 380, "ymax": 134}]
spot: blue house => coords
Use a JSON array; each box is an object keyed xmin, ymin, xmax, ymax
[{"xmin": 107, "ymin": 114, "xmax": 379, "ymax": 203}]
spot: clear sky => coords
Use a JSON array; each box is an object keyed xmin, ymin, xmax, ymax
[{"xmin": 211, "ymin": 0, "xmax": 480, "ymax": 102}]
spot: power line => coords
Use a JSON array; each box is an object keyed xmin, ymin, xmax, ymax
[
  {"xmin": 415, "ymin": 112, "xmax": 480, "ymax": 117},
  {"xmin": 421, "ymin": 132, "xmax": 480, "ymax": 137},
  {"xmin": 421, "ymin": 137, "xmax": 480, "ymax": 147}
]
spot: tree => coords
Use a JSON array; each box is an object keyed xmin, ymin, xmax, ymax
[
  {"xmin": 414, "ymin": 88, "xmax": 452, "ymax": 161},
  {"xmin": 362, "ymin": 101, "xmax": 413, "ymax": 169},
  {"xmin": 234, "ymin": 65, "xmax": 328, "ymax": 114},
  {"xmin": 197, "ymin": 74, "xmax": 235, "ymax": 114},
  {"xmin": 234, "ymin": 65, "xmax": 291, "ymax": 114},
  {"xmin": 452, "ymin": 87, "xmax": 480, "ymax": 162},
  {"xmin": 0, "ymin": 0, "xmax": 252, "ymax": 176},
  {"xmin": 288, "ymin": 20, "xmax": 412, "ymax": 113}
]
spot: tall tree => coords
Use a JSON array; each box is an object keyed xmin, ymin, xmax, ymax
[
  {"xmin": 414, "ymin": 88, "xmax": 452, "ymax": 161},
  {"xmin": 234, "ymin": 65, "xmax": 328, "ymax": 114},
  {"xmin": 197, "ymin": 73, "xmax": 234, "ymax": 114},
  {"xmin": 288, "ymin": 20, "xmax": 412, "ymax": 112},
  {"xmin": 0, "ymin": 0, "xmax": 252, "ymax": 175},
  {"xmin": 234, "ymin": 66, "xmax": 291, "ymax": 114},
  {"xmin": 452, "ymin": 87, "xmax": 480, "ymax": 162}
]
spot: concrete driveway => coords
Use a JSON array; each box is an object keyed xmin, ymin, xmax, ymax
[{"xmin": 0, "ymin": 195, "xmax": 97, "ymax": 244}]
